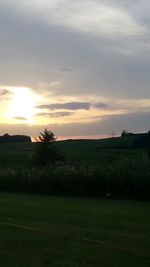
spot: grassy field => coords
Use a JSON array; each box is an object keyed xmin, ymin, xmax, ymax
[
  {"xmin": 0, "ymin": 143, "xmax": 32, "ymax": 166},
  {"xmin": 0, "ymin": 141, "xmax": 149, "ymax": 266},
  {"xmin": 0, "ymin": 193, "xmax": 150, "ymax": 267},
  {"xmin": 0, "ymin": 140, "xmax": 146, "ymax": 166}
]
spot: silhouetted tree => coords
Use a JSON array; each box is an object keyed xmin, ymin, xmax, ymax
[
  {"xmin": 121, "ymin": 129, "xmax": 128, "ymax": 137},
  {"xmin": 121, "ymin": 130, "xmax": 134, "ymax": 138},
  {"xmin": 0, "ymin": 133, "xmax": 31, "ymax": 143},
  {"xmin": 34, "ymin": 129, "xmax": 63, "ymax": 166}
]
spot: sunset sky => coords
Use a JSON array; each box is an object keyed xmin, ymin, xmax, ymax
[{"xmin": 0, "ymin": 0, "xmax": 150, "ymax": 139}]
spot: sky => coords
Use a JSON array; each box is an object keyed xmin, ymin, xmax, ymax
[{"xmin": 0, "ymin": 0, "xmax": 150, "ymax": 139}]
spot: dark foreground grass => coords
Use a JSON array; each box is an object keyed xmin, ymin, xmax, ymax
[{"xmin": 0, "ymin": 193, "xmax": 150, "ymax": 267}]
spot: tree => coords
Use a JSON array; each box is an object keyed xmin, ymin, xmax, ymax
[
  {"xmin": 34, "ymin": 129, "xmax": 63, "ymax": 166},
  {"xmin": 121, "ymin": 129, "xmax": 134, "ymax": 137},
  {"xmin": 0, "ymin": 133, "xmax": 31, "ymax": 143},
  {"xmin": 121, "ymin": 129, "xmax": 128, "ymax": 137}
]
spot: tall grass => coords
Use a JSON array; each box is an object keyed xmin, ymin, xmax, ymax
[{"xmin": 0, "ymin": 155, "xmax": 149, "ymax": 200}]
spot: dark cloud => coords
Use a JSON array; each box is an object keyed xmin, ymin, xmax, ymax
[
  {"xmin": 58, "ymin": 67, "xmax": 73, "ymax": 73},
  {"xmin": 0, "ymin": 89, "xmax": 11, "ymax": 96},
  {"xmin": 36, "ymin": 111, "xmax": 73, "ymax": 117},
  {"xmin": 36, "ymin": 102, "xmax": 91, "ymax": 110},
  {"xmin": 94, "ymin": 103, "xmax": 109, "ymax": 109},
  {"xmin": 13, "ymin": 117, "xmax": 27, "ymax": 121}
]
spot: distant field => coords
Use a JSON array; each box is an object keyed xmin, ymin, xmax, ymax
[
  {"xmin": 0, "ymin": 143, "xmax": 33, "ymax": 166},
  {"xmin": 0, "ymin": 138, "xmax": 146, "ymax": 166},
  {"xmin": 57, "ymin": 139, "xmax": 145, "ymax": 162},
  {"xmin": 0, "ymin": 193, "xmax": 150, "ymax": 267}
]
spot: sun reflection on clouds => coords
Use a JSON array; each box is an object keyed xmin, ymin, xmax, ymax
[{"xmin": 1, "ymin": 84, "xmax": 150, "ymax": 131}]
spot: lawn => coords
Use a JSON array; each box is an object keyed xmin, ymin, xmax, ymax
[{"xmin": 0, "ymin": 193, "xmax": 149, "ymax": 267}]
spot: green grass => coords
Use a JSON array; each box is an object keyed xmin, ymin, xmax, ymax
[
  {"xmin": 57, "ymin": 134, "xmax": 142, "ymax": 151},
  {"xmin": 0, "ymin": 141, "xmax": 145, "ymax": 166},
  {"xmin": 0, "ymin": 193, "xmax": 149, "ymax": 267},
  {"xmin": 0, "ymin": 143, "xmax": 33, "ymax": 167}
]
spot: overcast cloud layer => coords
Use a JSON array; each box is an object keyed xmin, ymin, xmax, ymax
[{"xmin": 0, "ymin": 0, "xmax": 150, "ymax": 137}]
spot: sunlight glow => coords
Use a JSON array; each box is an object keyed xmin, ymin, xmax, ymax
[{"xmin": 8, "ymin": 87, "xmax": 39, "ymax": 123}]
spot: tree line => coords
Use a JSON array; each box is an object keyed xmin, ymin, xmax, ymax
[
  {"xmin": 121, "ymin": 130, "xmax": 150, "ymax": 149},
  {"xmin": 0, "ymin": 133, "xmax": 31, "ymax": 143}
]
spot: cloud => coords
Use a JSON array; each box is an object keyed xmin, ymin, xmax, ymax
[
  {"xmin": 0, "ymin": 0, "xmax": 150, "ymax": 138},
  {"xmin": 13, "ymin": 117, "xmax": 27, "ymax": 121},
  {"xmin": 0, "ymin": 110, "xmax": 149, "ymax": 138},
  {"xmin": 36, "ymin": 111, "xmax": 73, "ymax": 117},
  {"xmin": 0, "ymin": 89, "xmax": 12, "ymax": 96},
  {"xmin": 36, "ymin": 102, "xmax": 91, "ymax": 110},
  {"xmin": 94, "ymin": 103, "xmax": 109, "ymax": 109},
  {"xmin": 58, "ymin": 67, "xmax": 73, "ymax": 73},
  {"xmin": 0, "ymin": 0, "xmax": 149, "ymax": 99},
  {"xmin": 7, "ymin": 0, "xmax": 146, "ymax": 38}
]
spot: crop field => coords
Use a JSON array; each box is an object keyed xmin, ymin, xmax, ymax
[
  {"xmin": 0, "ymin": 193, "xmax": 150, "ymax": 267},
  {"xmin": 0, "ymin": 140, "xmax": 149, "ymax": 199}
]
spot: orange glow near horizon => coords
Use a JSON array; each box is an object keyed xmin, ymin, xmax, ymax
[
  {"xmin": 1, "ymin": 85, "xmax": 148, "ymax": 138},
  {"xmin": 57, "ymin": 134, "xmax": 112, "ymax": 140}
]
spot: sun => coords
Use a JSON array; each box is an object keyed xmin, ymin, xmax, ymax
[{"xmin": 8, "ymin": 87, "xmax": 38, "ymax": 123}]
